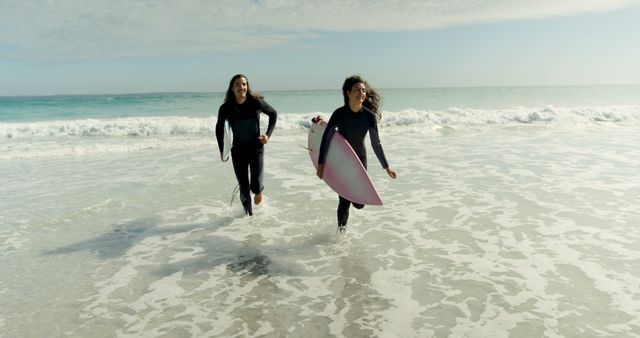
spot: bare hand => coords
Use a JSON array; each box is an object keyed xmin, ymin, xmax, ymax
[
  {"xmin": 258, "ymin": 134, "xmax": 269, "ymax": 144},
  {"xmin": 385, "ymin": 167, "xmax": 397, "ymax": 179},
  {"xmin": 316, "ymin": 164, "xmax": 324, "ymax": 179}
]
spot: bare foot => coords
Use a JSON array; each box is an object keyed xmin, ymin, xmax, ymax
[{"xmin": 254, "ymin": 192, "xmax": 263, "ymax": 205}]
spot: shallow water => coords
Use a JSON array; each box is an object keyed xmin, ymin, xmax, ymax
[{"xmin": 1, "ymin": 120, "xmax": 639, "ymax": 337}]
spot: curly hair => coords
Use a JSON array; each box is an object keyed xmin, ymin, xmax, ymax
[{"xmin": 341, "ymin": 75, "xmax": 382, "ymax": 121}]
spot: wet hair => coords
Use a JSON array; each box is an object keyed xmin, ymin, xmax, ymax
[
  {"xmin": 342, "ymin": 75, "xmax": 382, "ymax": 121},
  {"xmin": 224, "ymin": 74, "xmax": 263, "ymax": 104}
]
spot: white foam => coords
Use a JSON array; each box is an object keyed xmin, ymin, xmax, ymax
[
  {"xmin": 2, "ymin": 105, "xmax": 640, "ymax": 140},
  {"xmin": 0, "ymin": 230, "xmax": 27, "ymax": 253},
  {"xmin": 0, "ymin": 135, "xmax": 214, "ymax": 159},
  {"xmin": 3, "ymin": 104, "xmax": 639, "ymax": 161},
  {"xmin": 2, "ymin": 115, "xmax": 639, "ymax": 337},
  {"xmin": 1, "ymin": 116, "xmax": 215, "ymax": 138}
]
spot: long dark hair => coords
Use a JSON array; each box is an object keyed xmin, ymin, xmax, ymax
[
  {"xmin": 342, "ymin": 75, "xmax": 382, "ymax": 121},
  {"xmin": 224, "ymin": 74, "xmax": 263, "ymax": 104}
]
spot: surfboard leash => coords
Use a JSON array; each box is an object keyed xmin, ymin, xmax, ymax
[{"xmin": 229, "ymin": 184, "xmax": 240, "ymax": 206}]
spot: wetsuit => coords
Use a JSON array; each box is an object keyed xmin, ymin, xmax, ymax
[
  {"xmin": 216, "ymin": 97, "xmax": 277, "ymax": 215},
  {"xmin": 318, "ymin": 105, "xmax": 388, "ymax": 227}
]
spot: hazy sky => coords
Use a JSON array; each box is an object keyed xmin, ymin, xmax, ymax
[{"xmin": 1, "ymin": 0, "xmax": 640, "ymax": 96}]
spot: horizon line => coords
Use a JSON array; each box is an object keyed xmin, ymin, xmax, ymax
[{"xmin": 2, "ymin": 83, "xmax": 640, "ymax": 99}]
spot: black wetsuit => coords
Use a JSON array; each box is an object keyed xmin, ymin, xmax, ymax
[
  {"xmin": 216, "ymin": 97, "xmax": 277, "ymax": 215},
  {"xmin": 318, "ymin": 105, "xmax": 389, "ymax": 227}
]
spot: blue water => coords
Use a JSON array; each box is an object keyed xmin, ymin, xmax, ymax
[
  {"xmin": 0, "ymin": 92, "xmax": 223, "ymax": 122},
  {"xmin": 3, "ymin": 85, "xmax": 640, "ymax": 123}
]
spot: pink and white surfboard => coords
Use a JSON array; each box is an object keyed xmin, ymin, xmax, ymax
[{"xmin": 308, "ymin": 118, "xmax": 383, "ymax": 206}]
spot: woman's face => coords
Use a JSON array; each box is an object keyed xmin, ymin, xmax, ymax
[
  {"xmin": 348, "ymin": 82, "xmax": 367, "ymax": 105},
  {"xmin": 233, "ymin": 77, "xmax": 248, "ymax": 102}
]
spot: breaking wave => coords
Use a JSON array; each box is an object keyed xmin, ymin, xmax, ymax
[{"xmin": 2, "ymin": 105, "xmax": 640, "ymax": 139}]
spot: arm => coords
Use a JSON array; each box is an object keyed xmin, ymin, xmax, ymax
[
  {"xmin": 316, "ymin": 112, "xmax": 340, "ymax": 179},
  {"xmin": 369, "ymin": 116, "xmax": 397, "ymax": 179},
  {"xmin": 215, "ymin": 105, "xmax": 227, "ymax": 155},
  {"xmin": 259, "ymin": 100, "xmax": 277, "ymax": 144},
  {"xmin": 368, "ymin": 117, "xmax": 389, "ymax": 169},
  {"xmin": 318, "ymin": 112, "xmax": 339, "ymax": 166}
]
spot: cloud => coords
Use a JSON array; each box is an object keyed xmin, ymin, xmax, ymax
[{"xmin": 0, "ymin": 0, "xmax": 638, "ymax": 60}]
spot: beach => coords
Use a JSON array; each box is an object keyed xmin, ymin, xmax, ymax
[{"xmin": 1, "ymin": 87, "xmax": 640, "ymax": 337}]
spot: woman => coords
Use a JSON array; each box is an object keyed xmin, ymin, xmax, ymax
[
  {"xmin": 317, "ymin": 75, "xmax": 397, "ymax": 231},
  {"xmin": 216, "ymin": 74, "xmax": 277, "ymax": 216}
]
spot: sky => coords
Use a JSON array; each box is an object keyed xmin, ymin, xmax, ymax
[{"xmin": 1, "ymin": 0, "xmax": 640, "ymax": 96}]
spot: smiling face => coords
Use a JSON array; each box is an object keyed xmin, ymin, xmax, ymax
[
  {"xmin": 233, "ymin": 76, "xmax": 248, "ymax": 103},
  {"xmin": 347, "ymin": 82, "xmax": 367, "ymax": 109}
]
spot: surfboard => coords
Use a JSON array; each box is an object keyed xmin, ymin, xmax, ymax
[
  {"xmin": 222, "ymin": 120, "xmax": 232, "ymax": 162},
  {"xmin": 308, "ymin": 117, "xmax": 383, "ymax": 206}
]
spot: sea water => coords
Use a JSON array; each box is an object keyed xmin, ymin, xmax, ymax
[{"xmin": 1, "ymin": 86, "xmax": 639, "ymax": 337}]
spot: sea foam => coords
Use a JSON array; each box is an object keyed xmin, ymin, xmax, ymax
[{"xmin": 2, "ymin": 105, "xmax": 640, "ymax": 139}]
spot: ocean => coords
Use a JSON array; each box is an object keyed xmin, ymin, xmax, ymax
[{"xmin": 1, "ymin": 86, "xmax": 639, "ymax": 337}]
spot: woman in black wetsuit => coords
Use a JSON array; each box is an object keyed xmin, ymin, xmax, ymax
[
  {"xmin": 216, "ymin": 74, "xmax": 277, "ymax": 216},
  {"xmin": 316, "ymin": 75, "xmax": 397, "ymax": 231}
]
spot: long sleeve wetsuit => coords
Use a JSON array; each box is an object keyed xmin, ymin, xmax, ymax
[
  {"xmin": 216, "ymin": 97, "xmax": 277, "ymax": 215},
  {"xmin": 317, "ymin": 105, "xmax": 389, "ymax": 227}
]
